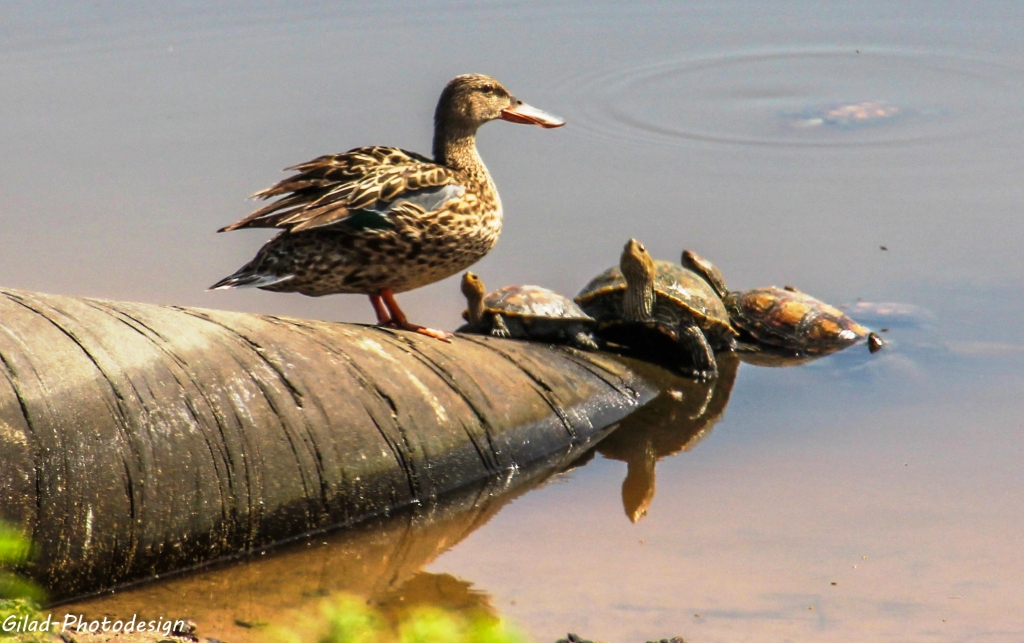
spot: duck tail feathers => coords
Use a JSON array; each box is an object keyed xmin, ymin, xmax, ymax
[{"xmin": 208, "ymin": 271, "xmax": 295, "ymax": 291}]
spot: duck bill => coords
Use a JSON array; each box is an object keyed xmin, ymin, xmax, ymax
[{"xmin": 501, "ymin": 101, "xmax": 565, "ymax": 128}]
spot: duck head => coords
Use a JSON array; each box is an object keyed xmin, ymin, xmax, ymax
[{"xmin": 435, "ymin": 74, "xmax": 565, "ymax": 133}]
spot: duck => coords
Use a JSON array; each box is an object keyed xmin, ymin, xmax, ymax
[{"xmin": 210, "ymin": 73, "xmax": 564, "ymax": 340}]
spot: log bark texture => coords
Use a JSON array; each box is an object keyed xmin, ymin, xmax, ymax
[{"xmin": 0, "ymin": 287, "xmax": 656, "ymax": 600}]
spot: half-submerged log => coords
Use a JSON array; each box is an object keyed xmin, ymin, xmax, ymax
[{"xmin": 0, "ymin": 287, "xmax": 656, "ymax": 601}]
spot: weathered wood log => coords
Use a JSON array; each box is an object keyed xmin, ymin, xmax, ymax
[{"xmin": 0, "ymin": 287, "xmax": 658, "ymax": 601}]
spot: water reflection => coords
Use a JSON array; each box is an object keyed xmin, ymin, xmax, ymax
[
  {"xmin": 591, "ymin": 353, "xmax": 739, "ymax": 522},
  {"xmin": 60, "ymin": 457, "xmax": 554, "ymax": 642}
]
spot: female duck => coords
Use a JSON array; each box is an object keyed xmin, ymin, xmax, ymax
[{"xmin": 211, "ymin": 74, "xmax": 564, "ymax": 340}]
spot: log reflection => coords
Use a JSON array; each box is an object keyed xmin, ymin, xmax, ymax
[{"xmin": 60, "ymin": 449, "xmax": 575, "ymax": 643}]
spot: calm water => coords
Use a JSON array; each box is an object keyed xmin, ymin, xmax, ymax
[{"xmin": 4, "ymin": 1, "xmax": 1023, "ymax": 641}]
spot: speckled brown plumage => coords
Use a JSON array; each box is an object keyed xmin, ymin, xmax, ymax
[
  {"xmin": 235, "ymin": 200, "xmax": 502, "ymax": 296},
  {"xmin": 211, "ymin": 74, "xmax": 564, "ymax": 339},
  {"xmin": 219, "ymin": 146, "xmax": 462, "ymax": 233}
]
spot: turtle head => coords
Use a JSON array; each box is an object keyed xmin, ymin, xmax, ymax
[
  {"xmin": 681, "ymin": 249, "xmax": 729, "ymax": 299},
  {"xmin": 620, "ymin": 239, "xmax": 656, "ymax": 322},
  {"xmin": 461, "ymin": 271, "xmax": 487, "ymax": 326}
]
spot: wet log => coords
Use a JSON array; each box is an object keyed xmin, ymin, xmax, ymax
[{"xmin": 0, "ymin": 287, "xmax": 656, "ymax": 601}]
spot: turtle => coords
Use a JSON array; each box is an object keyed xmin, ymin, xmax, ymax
[
  {"xmin": 681, "ymin": 249, "xmax": 881, "ymax": 356},
  {"xmin": 784, "ymin": 100, "xmax": 903, "ymax": 130},
  {"xmin": 575, "ymin": 239, "xmax": 737, "ymax": 380},
  {"xmin": 458, "ymin": 272, "xmax": 600, "ymax": 350}
]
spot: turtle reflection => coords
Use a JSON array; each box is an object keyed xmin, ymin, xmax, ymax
[{"xmin": 594, "ymin": 353, "xmax": 740, "ymax": 522}]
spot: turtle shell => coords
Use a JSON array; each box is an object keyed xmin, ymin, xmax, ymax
[
  {"xmin": 481, "ymin": 284, "xmax": 593, "ymax": 322},
  {"xmin": 726, "ymin": 286, "xmax": 869, "ymax": 354},
  {"xmin": 576, "ymin": 260, "xmax": 735, "ymax": 341}
]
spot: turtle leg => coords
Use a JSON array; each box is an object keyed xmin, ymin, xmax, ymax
[
  {"xmin": 677, "ymin": 315, "xmax": 718, "ymax": 380},
  {"xmin": 490, "ymin": 313, "xmax": 512, "ymax": 338},
  {"xmin": 379, "ymin": 288, "xmax": 451, "ymax": 342},
  {"xmin": 721, "ymin": 334, "xmax": 738, "ymax": 352},
  {"xmin": 570, "ymin": 330, "xmax": 600, "ymax": 351}
]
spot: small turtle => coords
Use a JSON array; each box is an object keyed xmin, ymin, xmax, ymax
[
  {"xmin": 681, "ymin": 249, "xmax": 879, "ymax": 355},
  {"xmin": 575, "ymin": 239, "xmax": 737, "ymax": 379},
  {"xmin": 458, "ymin": 272, "xmax": 600, "ymax": 350},
  {"xmin": 785, "ymin": 100, "xmax": 903, "ymax": 129}
]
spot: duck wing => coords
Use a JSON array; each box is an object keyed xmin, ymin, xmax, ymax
[{"xmin": 219, "ymin": 146, "xmax": 463, "ymax": 233}]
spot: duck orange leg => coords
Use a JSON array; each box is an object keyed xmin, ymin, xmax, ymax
[
  {"xmin": 368, "ymin": 293, "xmax": 392, "ymax": 325},
  {"xmin": 379, "ymin": 288, "xmax": 451, "ymax": 342}
]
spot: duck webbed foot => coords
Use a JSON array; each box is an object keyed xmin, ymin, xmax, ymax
[{"xmin": 375, "ymin": 289, "xmax": 451, "ymax": 342}]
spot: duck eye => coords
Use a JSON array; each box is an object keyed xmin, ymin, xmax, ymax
[
  {"xmin": 482, "ymin": 84, "xmax": 494, "ymax": 93},
  {"xmin": 639, "ymin": 244, "xmax": 646, "ymax": 252}
]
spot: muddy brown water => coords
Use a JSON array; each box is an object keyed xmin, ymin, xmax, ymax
[{"xmin": 4, "ymin": 2, "xmax": 1024, "ymax": 641}]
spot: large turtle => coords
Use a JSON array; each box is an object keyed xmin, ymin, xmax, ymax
[
  {"xmin": 458, "ymin": 272, "xmax": 600, "ymax": 350},
  {"xmin": 575, "ymin": 239, "xmax": 737, "ymax": 379},
  {"xmin": 681, "ymin": 249, "xmax": 882, "ymax": 356}
]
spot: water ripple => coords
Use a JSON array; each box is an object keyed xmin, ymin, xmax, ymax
[{"xmin": 556, "ymin": 48, "xmax": 1024, "ymax": 149}]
